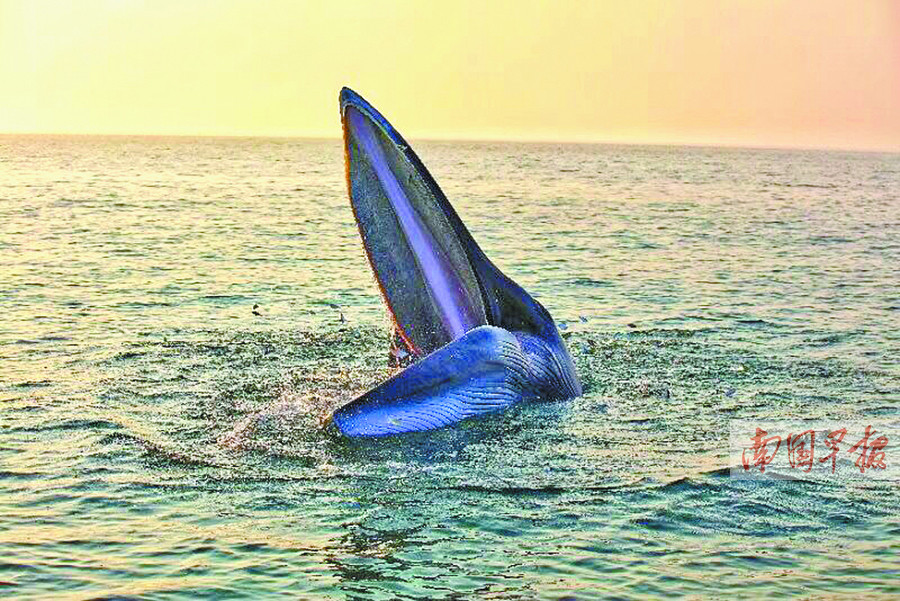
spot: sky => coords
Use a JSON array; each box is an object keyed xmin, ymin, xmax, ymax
[{"xmin": 1, "ymin": 0, "xmax": 898, "ymax": 151}]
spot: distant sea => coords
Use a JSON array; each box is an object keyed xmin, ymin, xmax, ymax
[{"xmin": 1, "ymin": 135, "xmax": 898, "ymax": 599}]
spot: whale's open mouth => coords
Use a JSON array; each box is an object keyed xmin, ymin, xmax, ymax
[
  {"xmin": 332, "ymin": 87, "xmax": 581, "ymax": 437},
  {"xmin": 341, "ymin": 87, "xmax": 488, "ymax": 356}
]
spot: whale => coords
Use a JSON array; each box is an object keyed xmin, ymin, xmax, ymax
[{"xmin": 330, "ymin": 87, "xmax": 581, "ymax": 437}]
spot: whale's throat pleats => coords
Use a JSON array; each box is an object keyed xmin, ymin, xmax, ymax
[{"xmin": 344, "ymin": 106, "xmax": 487, "ymax": 356}]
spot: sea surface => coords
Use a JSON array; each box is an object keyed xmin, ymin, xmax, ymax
[{"xmin": 1, "ymin": 135, "xmax": 898, "ymax": 599}]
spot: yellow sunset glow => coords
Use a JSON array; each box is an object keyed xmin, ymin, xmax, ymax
[{"xmin": 1, "ymin": 0, "xmax": 898, "ymax": 151}]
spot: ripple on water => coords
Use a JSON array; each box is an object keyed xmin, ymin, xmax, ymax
[{"xmin": 1, "ymin": 138, "xmax": 899, "ymax": 599}]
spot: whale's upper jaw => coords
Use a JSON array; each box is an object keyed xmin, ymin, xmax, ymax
[
  {"xmin": 340, "ymin": 87, "xmax": 565, "ymax": 355},
  {"xmin": 341, "ymin": 87, "xmax": 489, "ymax": 357}
]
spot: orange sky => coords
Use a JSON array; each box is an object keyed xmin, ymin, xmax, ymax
[{"xmin": 1, "ymin": 0, "xmax": 898, "ymax": 151}]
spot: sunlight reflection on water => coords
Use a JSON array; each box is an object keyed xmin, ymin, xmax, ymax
[{"xmin": 1, "ymin": 135, "xmax": 898, "ymax": 599}]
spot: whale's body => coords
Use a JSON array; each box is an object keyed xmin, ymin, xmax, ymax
[{"xmin": 330, "ymin": 88, "xmax": 581, "ymax": 437}]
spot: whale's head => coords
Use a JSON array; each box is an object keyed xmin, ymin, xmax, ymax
[
  {"xmin": 340, "ymin": 87, "xmax": 572, "ymax": 365},
  {"xmin": 332, "ymin": 87, "xmax": 581, "ymax": 437}
]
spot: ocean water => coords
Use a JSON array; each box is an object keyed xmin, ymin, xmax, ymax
[{"xmin": 1, "ymin": 135, "xmax": 898, "ymax": 599}]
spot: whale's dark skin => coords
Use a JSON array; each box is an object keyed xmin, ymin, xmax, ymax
[{"xmin": 330, "ymin": 88, "xmax": 581, "ymax": 437}]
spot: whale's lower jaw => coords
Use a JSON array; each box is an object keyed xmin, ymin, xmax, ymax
[{"xmin": 330, "ymin": 326, "xmax": 581, "ymax": 438}]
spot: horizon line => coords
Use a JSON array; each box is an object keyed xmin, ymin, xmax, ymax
[{"xmin": 1, "ymin": 130, "xmax": 898, "ymax": 156}]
